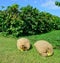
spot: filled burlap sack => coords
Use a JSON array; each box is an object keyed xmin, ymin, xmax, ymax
[
  {"xmin": 34, "ymin": 40, "xmax": 53, "ymax": 57},
  {"xmin": 17, "ymin": 38, "xmax": 30, "ymax": 51}
]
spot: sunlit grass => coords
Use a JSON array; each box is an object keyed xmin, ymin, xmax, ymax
[{"xmin": 0, "ymin": 30, "xmax": 60, "ymax": 63}]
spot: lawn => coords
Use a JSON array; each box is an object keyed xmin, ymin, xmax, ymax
[{"xmin": 0, "ymin": 30, "xmax": 60, "ymax": 63}]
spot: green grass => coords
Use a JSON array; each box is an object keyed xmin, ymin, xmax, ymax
[{"xmin": 0, "ymin": 30, "xmax": 60, "ymax": 63}]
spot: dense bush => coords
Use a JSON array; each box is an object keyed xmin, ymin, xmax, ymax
[{"xmin": 0, "ymin": 4, "xmax": 60, "ymax": 37}]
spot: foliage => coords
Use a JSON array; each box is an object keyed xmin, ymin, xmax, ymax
[
  {"xmin": 0, "ymin": 4, "xmax": 60, "ymax": 37},
  {"xmin": 55, "ymin": 1, "xmax": 60, "ymax": 6}
]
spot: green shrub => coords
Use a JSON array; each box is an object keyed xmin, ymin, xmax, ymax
[{"xmin": 0, "ymin": 4, "xmax": 60, "ymax": 37}]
